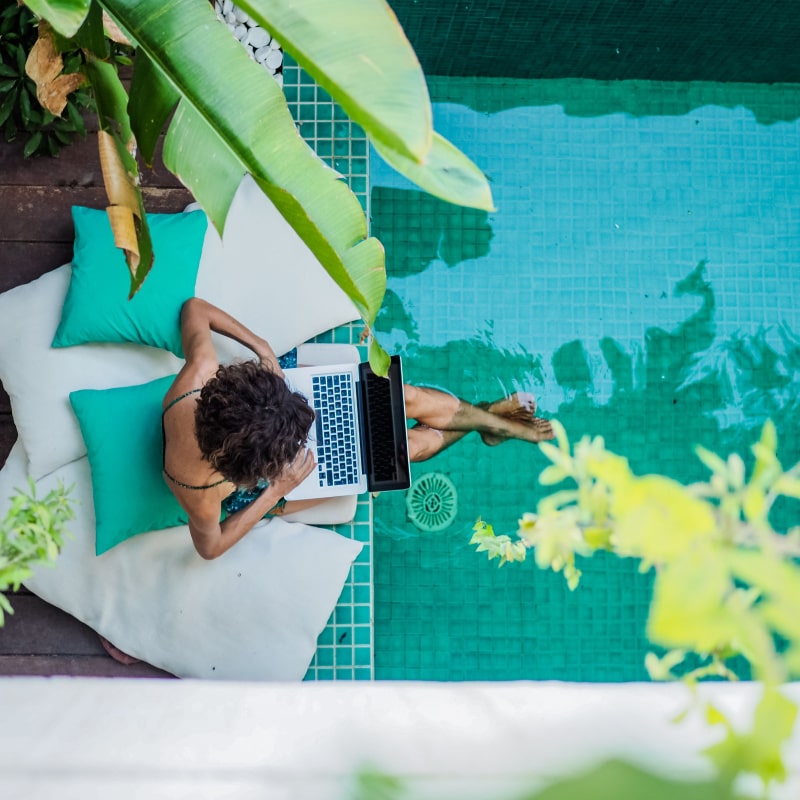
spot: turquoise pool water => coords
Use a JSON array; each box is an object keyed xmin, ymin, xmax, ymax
[{"xmin": 369, "ymin": 77, "xmax": 800, "ymax": 681}]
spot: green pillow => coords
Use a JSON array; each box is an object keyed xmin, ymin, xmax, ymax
[
  {"xmin": 53, "ymin": 207, "xmax": 207, "ymax": 356},
  {"xmin": 70, "ymin": 375, "xmax": 188, "ymax": 555}
]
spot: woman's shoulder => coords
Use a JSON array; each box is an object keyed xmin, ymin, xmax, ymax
[{"xmin": 163, "ymin": 358, "xmax": 218, "ymax": 411}]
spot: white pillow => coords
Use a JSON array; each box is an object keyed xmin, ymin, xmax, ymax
[
  {"xmin": 0, "ymin": 267, "xmax": 183, "ymax": 480},
  {"xmin": 0, "ymin": 441, "xmax": 362, "ymax": 680},
  {"xmin": 0, "ymin": 181, "xmax": 360, "ymax": 480},
  {"xmin": 194, "ymin": 174, "xmax": 361, "ymax": 363}
]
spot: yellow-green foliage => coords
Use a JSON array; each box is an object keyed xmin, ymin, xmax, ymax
[
  {"xmin": 472, "ymin": 419, "xmax": 800, "ymax": 789},
  {"xmin": 0, "ymin": 479, "xmax": 73, "ymax": 626}
]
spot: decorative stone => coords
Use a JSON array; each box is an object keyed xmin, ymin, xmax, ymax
[
  {"xmin": 220, "ymin": 2, "xmax": 284, "ymax": 84},
  {"xmin": 265, "ymin": 49, "xmax": 283, "ymax": 70},
  {"xmin": 247, "ymin": 26, "xmax": 270, "ymax": 48}
]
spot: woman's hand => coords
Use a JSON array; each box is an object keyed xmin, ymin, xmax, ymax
[{"xmin": 270, "ymin": 448, "xmax": 317, "ymax": 496}]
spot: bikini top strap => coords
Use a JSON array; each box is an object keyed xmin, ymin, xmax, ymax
[{"xmin": 163, "ymin": 387, "xmax": 202, "ymax": 415}]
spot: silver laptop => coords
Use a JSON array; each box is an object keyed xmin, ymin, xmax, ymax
[{"xmin": 285, "ymin": 356, "xmax": 411, "ymax": 501}]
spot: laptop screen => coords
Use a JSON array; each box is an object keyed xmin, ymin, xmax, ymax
[{"xmin": 358, "ymin": 355, "xmax": 411, "ymax": 493}]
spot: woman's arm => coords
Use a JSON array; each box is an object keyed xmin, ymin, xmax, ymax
[
  {"xmin": 181, "ymin": 297, "xmax": 283, "ymax": 375},
  {"xmin": 187, "ymin": 449, "xmax": 318, "ymax": 560}
]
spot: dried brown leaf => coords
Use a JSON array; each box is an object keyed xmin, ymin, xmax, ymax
[
  {"xmin": 25, "ymin": 24, "xmax": 85, "ymax": 116},
  {"xmin": 102, "ymin": 11, "xmax": 133, "ymax": 46},
  {"xmin": 98, "ymin": 130, "xmax": 141, "ymax": 278}
]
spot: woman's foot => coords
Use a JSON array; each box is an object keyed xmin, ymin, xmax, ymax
[
  {"xmin": 479, "ymin": 393, "xmax": 553, "ymax": 445},
  {"xmin": 99, "ymin": 635, "xmax": 141, "ymax": 665}
]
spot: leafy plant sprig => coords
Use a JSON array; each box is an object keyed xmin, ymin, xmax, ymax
[
  {"xmin": 0, "ymin": 479, "xmax": 74, "ymax": 626},
  {"xmin": 472, "ymin": 419, "xmax": 800, "ymax": 790}
]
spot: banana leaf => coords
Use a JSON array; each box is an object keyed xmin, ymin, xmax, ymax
[
  {"xmin": 110, "ymin": 0, "xmax": 389, "ymax": 367},
  {"xmin": 83, "ymin": 57, "xmax": 153, "ymax": 294},
  {"xmin": 238, "ymin": 0, "xmax": 494, "ymax": 210},
  {"xmin": 23, "ymin": 0, "xmax": 91, "ymax": 39},
  {"xmin": 236, "ymin": 0, "xmax": 430, "ymax": 163},
  {"xmin": 32, "ymin": 0, "xmax": 495, "ymax": 370}
]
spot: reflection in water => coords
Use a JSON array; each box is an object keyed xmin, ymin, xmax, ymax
[
  {"xmin": 381, "ymin": 260, "xmax": 800, "ymax": 534},
  {"xmin": 552, "ymin": 261, "xmax": 799, "ymax": 529},
  {"xmin": 370, "ymin": 187, "xmax": 494, "ymax": 278},
  {"xmin": 373, "ymin": 259, "xmax": 800, "ymax": 680}
]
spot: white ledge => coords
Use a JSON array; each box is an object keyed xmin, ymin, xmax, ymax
[{"xmin": 1, "ymin": 678, "xmax": 798, "ymax": 799}]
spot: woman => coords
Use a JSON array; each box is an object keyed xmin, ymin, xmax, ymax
[{"xmin": 163, "ymin": 298, "xmax": 555, "ymax": 560}]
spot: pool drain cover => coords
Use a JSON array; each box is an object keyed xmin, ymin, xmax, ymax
[{"xmin": 406, "ymin": 472, "xmax": 458, "ymax": 532}]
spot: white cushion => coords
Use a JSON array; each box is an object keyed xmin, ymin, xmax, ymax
[
  {"xmin": 0, "ymin": 267, "xmax": 183, "ymax": 480},
  {"xmin": 0, "ymin": 441, "xmax": 362, "ymax": 680},
  {"xmin": 0, "ymin": 178, "xmax": 360, "ymax": 480},
  {"xmin": 194, "ymin": 174, "xmax": 361, "ymax": 363}
]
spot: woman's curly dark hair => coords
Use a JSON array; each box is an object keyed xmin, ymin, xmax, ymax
[{"xmin": 194, "ymin": 361, "xmax": 315, "ymax": 489}]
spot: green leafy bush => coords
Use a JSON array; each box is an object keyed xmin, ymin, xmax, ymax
[
  {"xmin": 473, "ymin": 419, "xmax": 800, "ymax": 789},
  {"xmin": 0, "ymin": 3, "xmax": 91, "ymax": 157},
  {"xmin": 0, "ymin": 480, "xmax": 74, "ymax": 626}
]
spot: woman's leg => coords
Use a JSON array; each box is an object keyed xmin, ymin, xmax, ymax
[
  {"xmin": 404, "ymin": 385, "xmax": 554, "ymax": 445},
  {"xmin": 407, "ymin": 424, "xmax": 468, "ymax": 462}
]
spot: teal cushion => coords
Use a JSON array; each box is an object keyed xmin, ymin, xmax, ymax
[
  {"xmin": 70, "ymin": 375, "xmax": 188, "ymax": 555},
  {"xmin": 53, "ymin": 207, "xmax": 207, "ymax": 356}
]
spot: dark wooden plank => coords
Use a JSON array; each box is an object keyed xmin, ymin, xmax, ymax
[
  {"xmin": 0, "ymin": 595, "xmax": 175, "ymax": 677},
  {"xmin": 0, "ymin": 133, "xmax": 186, "ymax": 189},
  {"xmin": 0, "ymin": 655, "xmax": 174, "ymax": 678},
  {"xmin": 0, "ymin": 244, "xmax": 70, "ymax": 292},
  {"xmin": 0, "ymin": 185, "xmax": 194, "ymax": 244},
  {"xmin": 0, "ymin": 595, "xmax": 103, "ymax": 655},
  {"xmin": 0, "ymin": 417, "xmax": 15, "ymax": 469},
  {"xmin": 0, "ymin": 134, "xmax": 102, "ymax": 188}
]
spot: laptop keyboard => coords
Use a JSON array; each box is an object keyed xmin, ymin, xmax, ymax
[{"xmin": 311, "ymin": 373, "xmax": 360, "ymax": 487}]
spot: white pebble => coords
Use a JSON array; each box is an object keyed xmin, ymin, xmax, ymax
[
  {"xmin": 222, "ymin": 0, "xmax": 233, "ymax": 13},
  {"xmin": 269, "ymin": 38, "xmax": 281, "ymax": 49},
  {"xmin": 224, "ymin": 10, "xmax": 236, "ymax": 24},
  {"xmin": 255, "ymin": 44, "xmax": 271, "ymax": 63},
  {"xmin": 247, "ymin": 26, "xmax": 270, "ymax": 48},
  {"xmin": 273, "ymin": 72, "xmax": 284, "ymax": 88},
  {"xmin": 266, "ymin": 49, "xmax": 283, "ymax": 69},
  {"xmin": 234, "ymin": 23, "xmax": 248, "ymax": 41},
  {"xmin": 233, "ymin": 6, "xmax": 249, "ymax": 23}
]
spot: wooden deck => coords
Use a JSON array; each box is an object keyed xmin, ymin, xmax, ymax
[{"xmin": 0, "ymin": 121, "xmax": 190, "ymax": 678}]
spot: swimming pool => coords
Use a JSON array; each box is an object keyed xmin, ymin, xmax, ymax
[{"xmin": 368, "ymin": 76, "xmax": 800, "ymax": 681}]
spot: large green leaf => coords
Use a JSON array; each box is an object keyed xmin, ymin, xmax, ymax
[
  {"xmin": 128, "ymin": 49, "xmax": 177, "ymax": 167},
  {"xmin": 24, "ymin": 0, "xmax": 91, "ymax": 38},
  {"xmin": 162, "ymin": 100, "xmax": 242, "ymax": 237},
  {"xmin": 373, "ymin": 132, "xmax": 496, "ymax": 212},
  {"xmin": 112, "ymin": 0, "xmax": 385, "ymax": 335},
  {"xmin": 52, "ymin": 0, "xmax": 108, "ymax": 58},
  {"xmin": 239, "ymin": 0, "xmax": 493, "ymax": 209},
  {"xmin": 238, "ymin": 0, "xmax": 430, "ymax": 163}
]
